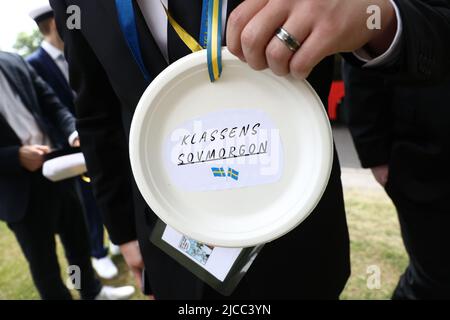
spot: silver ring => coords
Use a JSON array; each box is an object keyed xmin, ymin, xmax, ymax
[{"xmin": 275, "ymin": 27, "xmax": 301, "ymax": 52}]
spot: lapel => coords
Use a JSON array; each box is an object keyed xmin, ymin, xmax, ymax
[
  {"xmin": 0, "ymin": 55, "xmax": 49, "ymax": 137},
  {"xmin": 76, "ymin": 0, "xmax": 168, "ymax": 112},
  {"xmin": 0, "ymin": 59, "xmax": 34, "ymax": 115},
  {"xmin": 38, "ymin": 47, "xmax": 73, "ymax": 95},
  {"xmin": 75, "ymin": 0, "xmax": 244, "ymax": 113},
  {"xmin": 109, "ymin": 0, "xmax": 243, "ymax": 82},
  {"xmin": 133, "ymin": 1, "xmax": 169, "ymax": 78}
]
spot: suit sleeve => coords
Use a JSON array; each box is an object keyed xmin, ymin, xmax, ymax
[
  {"xmin": 51, "ymin": 0, "xmax": 137, "ymax": 245},
  {"xmin": 344, "ymin": 0, "xmax": 450, "ymax": 82},
  {"xmin": 0, "ymin": 146, "xmax": 22, "ymax": 175},
  {"xmin": 19, "ymin": 57, "xmax": 77, "ymax": 139},
  {"xmin": 342, "ymin": 61, "xmax": 394, "ymax": 168}
]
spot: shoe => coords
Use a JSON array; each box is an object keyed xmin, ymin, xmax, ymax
[
  {"xmin": 109, "ymin": 242, "xmax": 121, "ymax": 256},
  {"xmin": 95, "ymin": 285, "xmax": 135, "ymax": 300},
  {"xmin": 92, "ymin": 256, "xmax": 119, "ymax": 279}
]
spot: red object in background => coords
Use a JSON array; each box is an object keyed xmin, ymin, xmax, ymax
[{"xmin": 328, "ymin": 80, "xmax": 345, "ymax": 121}]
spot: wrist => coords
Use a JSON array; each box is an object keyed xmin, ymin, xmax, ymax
[
  {"xmin": 119, "ymin": 239, "xmax": 139, "ymax": 251},
  {"xmin": 68, "ymin": 131, "xmax": 79, "ymax": 146},
  {"xmin": 365, "ymin": 1, "xmax": 397, "ymax": 57}
]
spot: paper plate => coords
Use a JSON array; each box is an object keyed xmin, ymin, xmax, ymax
[{"xmin": 130, "ymin": 48, "xmax": 333, "ymax": 248}]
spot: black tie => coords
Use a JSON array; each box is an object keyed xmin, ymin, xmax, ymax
[{"xmin": 167, "ymin": 0, "xmax": 203, "ymax": 63}]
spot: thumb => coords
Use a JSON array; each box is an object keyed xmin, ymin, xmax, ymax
[
  {"xmin": 31, "ymin": 147, "xmax": 45, "ymax": 156},
  {"xmin": 35, "ymin": 145, "xmax": 51, "ymax": 154}
]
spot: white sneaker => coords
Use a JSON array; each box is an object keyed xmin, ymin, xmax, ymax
[
  {"xmin": 109, "ymin": 242, "xmax": 121, "ymax": 256},
  {"xmin": 95, "ymin": 285, "xmax": 135, "ymax": 300},
  {"xmin": 92, "ymin": 256, "xmax": 119, "ymax": 279}
]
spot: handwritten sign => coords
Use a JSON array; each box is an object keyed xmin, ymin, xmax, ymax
[{"xmin": 164, "ymin": 109, "xmax": 283, "ymax": 191}]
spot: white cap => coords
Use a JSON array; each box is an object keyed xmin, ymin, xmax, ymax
[{"xmin": 29, "ymin": 2, "xmax": 53, "ymax": 23}]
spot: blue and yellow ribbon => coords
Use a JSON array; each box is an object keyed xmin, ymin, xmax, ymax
[
  {"xmin": 117, "ymin": 0, "xmax": 223, "ymax": 83},
  {"xmin": 206, "ymin": 0, "xmax": 223, "ymax": 82},
  {"xmin": 163, "ymin": 0, "xmax": 223, "ymax": 82}
]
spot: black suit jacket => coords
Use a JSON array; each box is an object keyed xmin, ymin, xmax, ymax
[
  {"xmin": 343, "ymin": 0, "xmax": 450, "ymax": 82},
  {"xmin": 343, "ymin": 61, "xmax": 450, "ymax": 205},
  {"xmin": 0, "ymin": 52, "xmax": 76, "ymax": 223}
]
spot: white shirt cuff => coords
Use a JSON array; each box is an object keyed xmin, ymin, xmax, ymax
[
  {"xmin": 68, "ymin": 131, "xmax": 79, "ymax": 146},
  {"xmin": 353, "ymin": 0, "xmax": 402, "ymax": 67}
]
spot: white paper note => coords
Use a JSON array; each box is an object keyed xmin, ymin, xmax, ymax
[{"xmin": 162, "ymin": 226, "xmax": 243, "ymax": 281}]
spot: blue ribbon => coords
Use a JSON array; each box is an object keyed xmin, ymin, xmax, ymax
[
  {"xmin": 199, "ymin": 0, "xmax": 209, "ymax": 48},
  {"xmin": 115, "ymin": 0, "xmax": 151, "ymax": 83}
]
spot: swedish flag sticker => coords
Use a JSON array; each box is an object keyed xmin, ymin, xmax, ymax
[
  {"xmin": 227, "ymin": 168, "xmax": 239, "ymax": 181},
  {"xmin": 211, "ymin": 167, "xmax": 226, "ymax": 177}
]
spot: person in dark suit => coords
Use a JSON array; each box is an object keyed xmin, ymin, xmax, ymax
[
  {"xmin": 0, "ymin": 51, "xmax": 134, "ymax": 300},
  {"xmin": 50, "ymin": 0, "xmax": 450, "ymax": 299},
  {"xmin": 343, "ymin": 61, "xmax": 450, "ymax": 299},
  {"xmin": 27, "ymin": 3, "xmax": 119, "ymax": 280}
]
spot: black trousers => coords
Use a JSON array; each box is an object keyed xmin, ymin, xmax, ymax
[
  {"xmin": 8, "ymin": 174, "xmax": 102, "ymax": 300},
  {"xmin": 77, "ymin": 178, "xmax": 108, "ymax": 259},
  {"xmin": 386, "ymin": 183, "xmax": 450, "ymax": 300}
]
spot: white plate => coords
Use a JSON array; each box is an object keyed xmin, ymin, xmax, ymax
[{"xmin": 130, "ymin": 48, "xmax": 333, "ymax": 248}]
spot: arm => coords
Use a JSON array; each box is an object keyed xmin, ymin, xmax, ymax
[
  {"xmin": 0, "ymin": 144, "xmax": 50, "ymax": 175},
  {"xmin": 345, "ymin": 0, "xmax": 450, "ymax": 81},
  {"xmin": 226, "ymin": 0, "xmax": 450, "ymax": 81},
  {"xmin": 21, "ymin": 58, "xmax": 77, "ymax": 140},
  {"xmin": 51, "ymin": 0, "xmax": 137, "ymax": 246},
  {"xmin": 342, "ymin": 61, "xmax": 393, "ymax": 169},
  {"xmin": 393, "ymin": 0, "xmax": 450, "ymax": 80}
]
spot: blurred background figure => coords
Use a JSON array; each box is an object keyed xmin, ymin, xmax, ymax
[
  {"xmin": 343, "ymin": 62, "xmax": 450, "ymax": 299},
  {"xmin": 0, "ymin": 51, "xmax": 134, "ymax": 300},
  {"xmin": 27, "ymin": 2, "xmax": 121, "ymax": 280}
]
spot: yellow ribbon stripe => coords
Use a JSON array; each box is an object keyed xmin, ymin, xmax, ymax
[
  {"xmin": 162, "ymin": 4, "xmax": 203, "ymax": 53},
  {"xmin": 81, "ymin": 174, "xmax": 91, "ymax": 183}
]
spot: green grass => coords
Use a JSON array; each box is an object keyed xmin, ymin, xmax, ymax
[
  {"xmin": 340, "ymin": 189, "xmax": 408, "ymax": 300},
  {"xmin": 0, "ymin": 188, "xmax": 408, "ymax": 300},
  {"xmin": 0, "ymin": 222, "xmax": 145, "ymax": 300}
]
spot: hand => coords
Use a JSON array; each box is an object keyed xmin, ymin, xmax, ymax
[
  {"xmin": 120, "ymin": 240, "xmax": 145, "ymax": 290},
  {"xmin": 227, "ymin": 0, "xmax": 397, "ymax": 78},
  {"xmin": 371, "ymin": 165, "xmax": 389, "ymax": 187},
  {"xmin": 71, "ymin": 137, "xmax": 80, "ymax": 148},
  {"xmin": 19, "ymin": 145, "xmax": 51, "ymax": 172}
]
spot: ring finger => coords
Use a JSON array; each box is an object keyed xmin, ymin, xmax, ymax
[{"xmin": 265, "ymin": 16, "xmax": 312, "ymax": 76}]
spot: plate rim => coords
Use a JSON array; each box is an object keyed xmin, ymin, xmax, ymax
[{"xmin": 129, "ymin": 48, "xmax": 334, "ymax": 247}]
